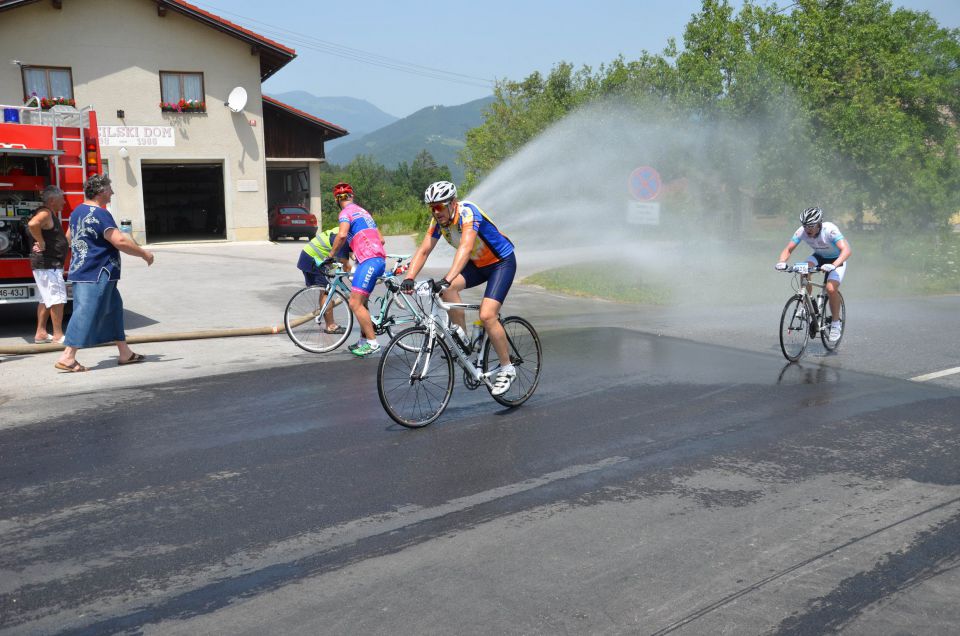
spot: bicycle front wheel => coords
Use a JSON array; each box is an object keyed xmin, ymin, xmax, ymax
[
  {"xmin": 284, "ymin": 286, "xmax": 353, "ymax": 353},
  {"xmin": 377, "ymin": 326, "xmax": 454, "ymax": 428},
  {"xmin": 820, "ymin": 291, "xmax": 846, "ymax": 351},
  {"xmin": 482, "ymin": 316, "xmax": 542, "ymax": 407},
  {"xmin": 779, "ymin": 295, "xmax": 809, "ymax": 362}
]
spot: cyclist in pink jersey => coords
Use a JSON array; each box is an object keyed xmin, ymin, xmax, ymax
[{"xmin": 326, "ymin": 182, "xmax": 387, "ymax": 357}]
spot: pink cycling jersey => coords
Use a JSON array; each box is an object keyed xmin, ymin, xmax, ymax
[{"xmin": 338, "ymin": 202, "xmax": 385, "ymax": 263}]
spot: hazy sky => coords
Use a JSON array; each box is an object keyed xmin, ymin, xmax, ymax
[{"xmin": 193, "ymin": 0, "xmax": 959, "ymax": 119}]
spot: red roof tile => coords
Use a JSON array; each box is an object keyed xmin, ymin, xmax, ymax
[
  {"xmin": 164, "ymin": 0, "xmax": 295, "ymax": 57},
  {"xmin": 0, "ymin": 0, "xmax": 296, "ymax": 80},
  {"xmin": 263, "ymin": 95, "xmax": 349, "ymax": 136}
]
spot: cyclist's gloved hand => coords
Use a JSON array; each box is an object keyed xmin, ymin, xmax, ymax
[
  {"xmin": 400, "ymin": 278, "xmax": 415, "ymax": 294},
  {"xmin": 775, "ymin": 262, "xmax": 788, "ymax": 271},
  {"xmin": 820, "ymin": 263, "xmax": 836, "ymax": 273},
  {"xmin": 431, "ymin": 278, "xmax": 451, "ymax": 294}
]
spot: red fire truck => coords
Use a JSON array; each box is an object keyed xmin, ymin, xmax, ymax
[{"xmin": 0, "ymin": 103, "xmax": 101, "ymax": 306}]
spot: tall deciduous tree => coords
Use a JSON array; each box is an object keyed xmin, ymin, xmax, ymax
[{"xmin": 461, "ymin": 0, "xmax": 960, "ymax": 228}]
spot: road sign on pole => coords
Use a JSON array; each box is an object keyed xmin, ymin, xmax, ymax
[{"xmin": 628, "ymin": 166, "xmax": 662, "ymax": 201}]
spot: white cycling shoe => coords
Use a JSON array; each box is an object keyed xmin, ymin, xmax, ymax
[
  {"xmin": 491, "ymin": 366, "xmax": 517, "ymax": 396},
  {"xmin": 829, "ymin": 320, "xmax": 843, "ymax": 342}
]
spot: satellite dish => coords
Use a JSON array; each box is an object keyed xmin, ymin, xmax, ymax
[{"xmin": 226, "ymin": 86, "xmax": 248, "ymax": 113}]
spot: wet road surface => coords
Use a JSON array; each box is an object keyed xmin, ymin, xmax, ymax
[{"xmin": 1, "ymin": 327, "xmax": 959, "ymax": 634}]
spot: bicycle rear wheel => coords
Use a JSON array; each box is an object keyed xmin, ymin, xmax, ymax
[
  {"xmin": 377, "ymin": 326, "xmax": 454, "ymax": 428},
  {"xmin": 779, "ymin": 295, "xmax": 809, "ymax": 362},
  {"xmin": 482, "ymin": 316, "xmax": 542, "ymax": 407},
  {"xmin": 284, "ymin": 286, "xmax": 353, "ymax": 353},
  {"xmin": 820, "ymin": 291, "xmax": 846, "ymax": 351},
  {"xmin": 383, "ymin": 295, "xmax": 422, "ymax": 345}
]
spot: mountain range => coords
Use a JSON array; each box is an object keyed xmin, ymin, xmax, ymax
[
  {"xmin": 269, "ymin": 91, "xmax": 400, "ymax": 151},
  {"xmin": 269, "ymin": 91, "xmax": 494, "ymax": 183}
]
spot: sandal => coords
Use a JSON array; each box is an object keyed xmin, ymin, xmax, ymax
[
  {"xmin": 54, "ymin": 361, "xmax": 88, "ymax": 373},
  {"xmin": 323, "ymin": 325, "xmax": 346, "ymax": 334},
  {"xmin": 34, "ymin": 335, "xmax": 54, "ymax": 344},
  {"xmin": 118, "ymin": 353, "xmax": 146, "ymax": 366}
]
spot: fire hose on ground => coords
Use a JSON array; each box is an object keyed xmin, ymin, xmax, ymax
[{"xmin": 0, "ymin": 324, "xmax": 289, "ymax": 356}]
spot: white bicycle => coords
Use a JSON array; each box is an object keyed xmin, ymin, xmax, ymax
[{"xmin": 376, "ymin": 281, "xmax": 543, "ymax": 428}]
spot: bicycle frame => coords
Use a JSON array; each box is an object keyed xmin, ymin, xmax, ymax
[
  {"xmin": 317, "ymin": 255, "xmax": 422, "ymax": 334},
  {"xmin": 405, "ymin": 289, "xmax": 499, "ymax": 389},
  {"xmin": 407, "ymin": 288, "xmax": 533, "ymax": 388},
  {"xmin": 789, "ymin": 265, "xmax": 830, "ymax": 332}
]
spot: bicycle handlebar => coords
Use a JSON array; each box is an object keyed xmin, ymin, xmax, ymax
[
  {"xmin": 779, "ymin": 264, "xmax": 827, "ymax": 274},
  {"xmin": 407, "ymin": 279, "xmax": 481, "ymax": 312}
]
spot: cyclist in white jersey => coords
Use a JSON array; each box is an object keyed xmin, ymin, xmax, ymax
[{"xmin": 775, "ymin": 207, "xmax": 851, "ymax": 342}]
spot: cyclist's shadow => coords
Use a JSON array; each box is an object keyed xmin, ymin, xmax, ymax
[{"xmin": 777, "ymin": 361, "xmax": 841, "ymax": 386}]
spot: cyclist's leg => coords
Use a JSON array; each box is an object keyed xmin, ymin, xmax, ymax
[
  {"xmin": 442, "ymin": 262, "xmax": 483, "ymax": 332},
  {"xmin": 805, "ymin": 256, "xmax": 818, "ymax": 295},
  {"xmin": 825, "ymin": 261, "xmax": 845, "ymax": 318},
  {"xmin": 479, "ymin": 254, "xmax": 517, "ymax": 368},
  {"xmin": 349, "ymin": 257, "xmax": 385, "ymax": 342}
]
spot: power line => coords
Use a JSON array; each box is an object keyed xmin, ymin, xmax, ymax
[{"xmin": 191, "ymin": 1, "xmax": 495, "ymax": 89}]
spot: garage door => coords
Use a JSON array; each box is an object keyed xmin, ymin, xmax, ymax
[{"xmin": 142, "ymin": 164, "xmax": 225, "ymax": 242}]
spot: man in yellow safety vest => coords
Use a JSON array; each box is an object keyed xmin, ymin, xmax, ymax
[{"xmin": 296, "ymin": 224, "xmax": 351, "ymax": 334}]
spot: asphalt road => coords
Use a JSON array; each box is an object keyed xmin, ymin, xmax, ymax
[{"xmin": 2, "ymin": 323, "xmax": 959, "ymax": 635}]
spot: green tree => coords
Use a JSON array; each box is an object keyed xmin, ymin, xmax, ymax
[
  {"xmin": 409, "ymin": 149, "xmax": 452, "ymax": 200},
  {"xmin": 777, "ymin": 0, "xmax": 960, "ymax": 227},
  {"xmin": 461, "ymin": 0, "xmax": 960, "ymax": 229}
]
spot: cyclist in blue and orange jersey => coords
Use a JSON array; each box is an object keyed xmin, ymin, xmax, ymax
[
  {"xmin": 325, "ymin": 182, "xmax": 387, "ymax": 357},
  {"xmin": 401, "ymin": 181, "xmax": 518, "ymax": 396},
  {"xmin": 775, "ymin": 206, "xmax": 852, "ymax": 342}
]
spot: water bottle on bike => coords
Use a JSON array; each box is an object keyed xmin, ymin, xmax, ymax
[
  {"xmin": 470, "ymin": 320, "xmax": 483, "ymax": 354},
  {"xmin": 451, "ymin": 324, "xmax": 470, "ymax": 353}
]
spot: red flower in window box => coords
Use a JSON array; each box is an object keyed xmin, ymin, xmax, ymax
[
  {"xmin": 36, "ymin": 95, "xmax": 76, "ymax": 110},
  {"xmin": 160, "ymin": 98, "xmax": 206, "ymax": 113}
]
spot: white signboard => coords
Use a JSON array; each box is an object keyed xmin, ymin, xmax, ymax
[
  {"xmin": 237, "ymin": 180, "xmax": 259, "ymax": 192},
  {"xmin": 627, "ymin": 200, "xmax": 661, "ymax": 225},
  {"xmin": 98, "ymin": 126, "xmax": 175, "ymax": 147}
]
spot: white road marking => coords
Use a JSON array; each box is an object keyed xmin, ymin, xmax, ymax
[{"xmin": 910, "ymin": 366, "xmax": 960, "ymax": 382}]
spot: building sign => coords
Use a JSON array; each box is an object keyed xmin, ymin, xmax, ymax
[{"xmin": 98, "ymin": 126, "xmax": 175, "ymax": 147}]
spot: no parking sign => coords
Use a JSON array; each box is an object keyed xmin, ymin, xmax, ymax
[{"xmin": 628, "ymin": 166, "xmax": 661, "ymax": 201}]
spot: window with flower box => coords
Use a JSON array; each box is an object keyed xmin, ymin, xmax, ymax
[
  {"xmin": 159, "ymin": 71, "xmax": 206, "ymax": 113},
  {"xmin": 22, "ymin": 66, "xmax": 76, "ymax": 109}
]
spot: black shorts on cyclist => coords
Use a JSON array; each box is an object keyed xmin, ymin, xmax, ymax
[{"xmin": 460, "ymin": 252, "xmax": 516, "ymax": 303}]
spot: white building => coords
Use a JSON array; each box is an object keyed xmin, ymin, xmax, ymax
[{"xmin": 0, "ymin": 0, "xmax": 346, "ymax": 243}]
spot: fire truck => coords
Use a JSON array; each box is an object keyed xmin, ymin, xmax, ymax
[{"xmin": 0, "ymin": 102, "xmax": 101, "ymax": 306}]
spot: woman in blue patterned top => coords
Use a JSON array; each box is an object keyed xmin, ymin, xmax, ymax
[{"xmin": 55, "ymin": 175, "xmax": 155, "ymax": 372}]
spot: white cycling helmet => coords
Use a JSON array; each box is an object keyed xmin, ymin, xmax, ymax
[
  {"xmin": 800, "ymin": 206, "xmax": 823, "ymax": 226},
  {"xmin": 424, "ymin": 181, "xmax": 457, "ymax": 204}
]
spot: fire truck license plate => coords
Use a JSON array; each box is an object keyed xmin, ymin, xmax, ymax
[{"xmin": 0, "ymin": 286, "xmax": 30, "ymax": 300}]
